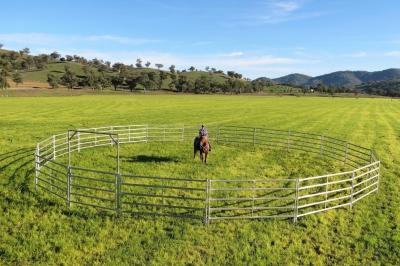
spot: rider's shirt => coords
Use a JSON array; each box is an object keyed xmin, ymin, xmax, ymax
[{"xmin": 199, "ymin": 128, "xmax": 208, "ymax": 136}]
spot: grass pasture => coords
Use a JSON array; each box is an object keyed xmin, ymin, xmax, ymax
[{"xmin": 1, "ymin": 95, "xmax": 400, "ymax": 265}]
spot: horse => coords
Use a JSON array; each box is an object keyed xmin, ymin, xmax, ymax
[{"xmin": 194, "ymin": 135, "xmax": 210, "ymax": 163}]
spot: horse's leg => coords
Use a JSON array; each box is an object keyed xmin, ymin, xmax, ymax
[
  {"xmin": 204, "ymin": 152, "xmax": 207, "ymax": 164},
  {"xmin": 200, "ymin": 151, "xmax": 203, "ymax": 163}
]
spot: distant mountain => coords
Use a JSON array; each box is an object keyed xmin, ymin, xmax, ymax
[
  {"xmin": 308, "ymin": 71, "xmax": 365, "ymax": 87},
  {"xmin": 269, "ymin": 68, "xmax": 400, "ymax": 88},
  {"xmin": 272, "ymin": 73, "xmax": 312, "ymax": 86},
  {"xmin": 253, "ymin": 77, "xmax": 273, "ymax": 82}
]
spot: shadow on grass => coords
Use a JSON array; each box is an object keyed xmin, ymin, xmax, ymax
[
  {"xmin": 0, "ymin": 147, "xmax": 35, "ymax": 193},
  {"xmin": 121, "ymin": 155, "xmax": 181, "ymax": 163}
]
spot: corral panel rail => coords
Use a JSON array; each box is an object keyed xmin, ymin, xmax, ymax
[{"xmin": 34, "ymin": 124, "xmax": 380, "ymax": 223}]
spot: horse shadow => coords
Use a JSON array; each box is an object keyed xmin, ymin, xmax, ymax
[{"xmin": 119, "ymin": 155, "xmax": 181, "ymax": 163}]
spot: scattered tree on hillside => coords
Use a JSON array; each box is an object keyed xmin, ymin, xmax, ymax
[
  {"xmin": 82, "ymin": 66, "xmax": 98, "ymax": 90},
  {"xmin": 139, "ymin": 72, "xmax": 155, "ymax": 93},
  {"xmin": 50, "ymin": 51, "xmax": 61, "ymax": 61},
  {"xmin": 227, "ymin": 71, "xmax": 242, "ymax": 79},
  {"xmin": 66, "ymin": 55, "xmax": 73, "ymax": 61},
  {"xmin": 148, "ymin": 71, "xmax": 160, "ymax": 90},
  {"xmin": 155, "ymin": 63, "xmax": 163, "ymax": 70},
  {"xmin": 145, "ymin": 61, "xmax": 151, "ymax": 68},
  {"xmin": 159, "ymin": 71, "xmax": 168, "ymax": 89},
  {"xmin": 175, "ymin": 75, "xmax": 187, "ymax": 92},
  {"xmin": 0, "ymin": 43, "xmax": 3, "ymax": 49},
  {"xmin": 19, "ymin": 48, "xmax": 30, "ymax": 56},
  {"xmin": 112, "ymin": 62, "xmax": 125, "ymax": 73},
  {"xmin": 97, "ymin": 75, "xmax": 111, "ymax": 91},
  {"xmin": 47, "ymin": 73, "xmax": 60, "ymax": 89},
  {"xmin": 135, "ymin": 58, "xmax": 143, "ymax": 68},
  {"xmin": 60, "ymin": 65, "xmax": 77, "ymax": 89},
  {"xmin": 195, "ymin": 75, "xmax": 211, "ymax": 93},
  {"xmin": 12, "ymin": 71, "xmax": 23, "ymax": 86},
  {"xmin": 169, "ymin": 65, "xmax": 176, "ymax": 74},
  {"xmin": 189, "ymin": 66, "xmax": 195, "ymax": 72},
  {"xmin": 126, "ymin": 75, "xmax": 140, "ymax": 92},
  {"xmin": 111, "ymin": 75, "xmax": 124, "ymax": 91},
  {"xmin": 0, "ymin": 68, "xmax": 10, "ymax": 90}
]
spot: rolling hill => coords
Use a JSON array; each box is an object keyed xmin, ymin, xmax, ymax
[
  {"xmin": 272, "ymin": 73, "xmax": 311, "ymax": 86},
  {"xmin": 268, "ymin": 68, "xmax": 400, "ymax": 88},
  {"xmin": 356, "ymin": 78, "xmax": 400, "ymax": 97}
]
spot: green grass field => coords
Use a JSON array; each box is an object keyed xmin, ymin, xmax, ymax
[{"xmin": 1, "ymin": 95, "xmax": 399, "ymax": 265}]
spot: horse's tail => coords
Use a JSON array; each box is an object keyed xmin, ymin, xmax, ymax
[{"xmin": 194, "ymin": 136, "xmax": 199, "ymax": 150}]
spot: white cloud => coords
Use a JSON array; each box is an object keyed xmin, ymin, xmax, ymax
[
  {"xmin": 221, "ymin": 51, "xmax": 244, "ymax": 57},
  {"xmin": 384, "ymin": 51, "xmax": 400, "ymax": 57},
  {"xmin": 231, "ymin": 0, "xmax": 325, "ymax": 26},
  {"xmin": 273, "ymin": 1, "xmax": 302, "ymax": 13}
]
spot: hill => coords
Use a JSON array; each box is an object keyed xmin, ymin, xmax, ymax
[
  {"xmin": 356, "ymin": 78, "xmax": 400, "ymax": 97},
  {"xmin": 270, "ymin": 68, "xmax": 400, "ymax": 88},
  {"xmin": 272, "ymin": 73, "xmax": 312, "ymax": 86}
]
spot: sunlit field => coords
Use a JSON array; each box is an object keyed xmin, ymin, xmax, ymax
[{"xmin": 1, "ymin": 95, "xmax": 399, "ymax": 265}]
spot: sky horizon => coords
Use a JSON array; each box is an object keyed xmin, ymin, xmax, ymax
[{"xmin": 1, "ymin": 0, "xmax": 400, "ymax": 79}]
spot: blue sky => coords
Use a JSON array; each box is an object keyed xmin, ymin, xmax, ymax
[{"xmin": 1, "ymin": 0, "xmax": 400, "ymax": 78}]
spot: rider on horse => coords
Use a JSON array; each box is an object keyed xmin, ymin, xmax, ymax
[{"xmin": 199, "ymin": 125, "xmax": 211, "ymax": 151}]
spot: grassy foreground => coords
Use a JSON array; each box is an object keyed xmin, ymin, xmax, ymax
[{"xmin": 0, "ymin": 95, "xmax": 399, "ymax": 265}]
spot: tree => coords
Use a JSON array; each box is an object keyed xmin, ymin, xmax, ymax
[
  {"xmin": 60, "ymin": 65, "xmax": 77, "ymax": 89},
  {"xmin": 158, "ymin": 71, "xmax": 168, "ymax": 90},
  {"xmin": 126, "ymin": 76, "xmax": 139, "ymax": 92},
  {"xmin": 139, "ymin": 72, "xmax": 155, "ymax": 92},
  {"xmin": 83, "ymin": 68, "xmax": 98, "ymax": 90},
  {"xmin": 0, "ymin": 68, "xmax": 10, "ymax": 90},
  {"xmin": 12, "ymin": 72, "xmax": 23, "ymax": 86},
  {"xmin": 169, "ymin": 73, "xmax": 177, "ymax": 91},
  {"xmin": 135, "ymin": 58, "xmax": 143, "ymax": 68},
  {"xmin": 47, "ymin": 73, "xmax": 60, "ymax": 89},
  {"xmin": 148, "ymin": 71, "xmax": 160, "ymax": 90},
  {"xmin": 195, "ymin": 75, "xmax": 211, "ymax": 93},
  {"xmin": 145, "ymin": 61, "xmax": 151, "ymax": 68},
  {"xmin": 189, "ymin": 66, "xmax": 195, "ymax": 72},
  {"xmin": 66, "ymin": 55, "xmax": 73, "ymax": 61},
  {"xmin": 205, "ymin": 66, "xmax": 210, "ymax": 72},
  {"xmin": 50, "ymin": 51, "xmax": 61, "ymax": 61},
  {"xmin": 169, "ymin": 65, "xmax": 176, "ymax": 73},
  {"xmin": 19, "ymin": 48, "xmax": 30, "ymax": 56},
  {"xmin": 0, "ymin": 43, "xmax": 3, "ymax": 49},
  {"xmin": 155, "ymin": 63, "xmax": 163, "ymax": 70},
  {"xmin": 112, "ymin": 62, "xmax": 125, "ymax": 73},
  {"xmin": 97, "ymin": 75, "xmax": 110, "ymax": 91},
  {"xmin": 111, "ymin": 75, "xmax": 124, "ymax": 91}
]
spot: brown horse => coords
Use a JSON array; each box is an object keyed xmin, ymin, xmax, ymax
[{"xmin": 194, "ymin": 135, "xmax": 210, "ymax": 163}]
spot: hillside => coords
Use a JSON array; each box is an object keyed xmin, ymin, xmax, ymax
[
  {"xmin": 270, "ymin": 68, "xmax": 400, "ymax": 88},
  {"xmin": 21, "ymin": 62, "xmax": 101, "ymax": 83},
  {"xmin": 0, "ymin": 48, "xmax": 244, "ymax": 92},
  {"xmin": 356, "ymin": 79, "xmax": 400, "ymax": 97},
  {"xmin": 272, "ymin": 73, "xmax": 312, "ymax": 86},
  {"xmin": 19, "ymin": 62, "xmax": 229, "ymax": 88}
]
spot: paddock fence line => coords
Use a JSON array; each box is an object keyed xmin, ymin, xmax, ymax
[{"xmin": 34, "ymin": 124, "xmax": 380, "ymax": 223}]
